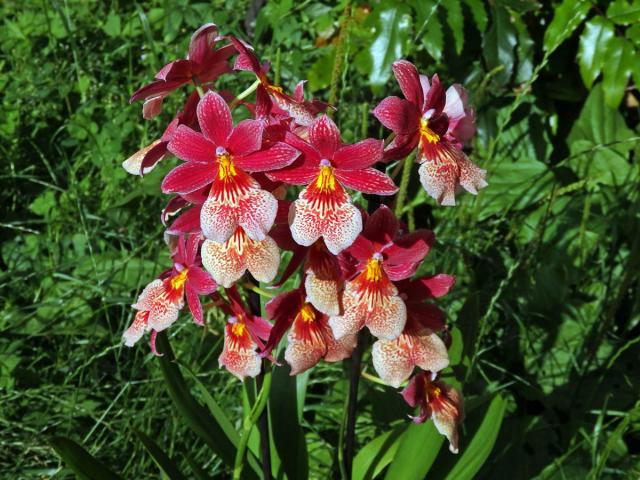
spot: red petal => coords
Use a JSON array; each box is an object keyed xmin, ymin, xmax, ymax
[
  {"xmin": 416, "ymin": 274, "xmax": 456, "ymax": 298},
  {"xmin": 162, "ymin": 162, "xmax": 217, "ymax": 194},
  {"xmin": 187, "ymin": 266, "xmax": 218, "ymax": 294},
  {"xmin": 373, "ymin": 96, "xmax": 419, "ymax": 134},
  {"xmin": 333, "ymin": 139, "xmax": 384, "ymax": 170},
  {"xmin": 308, "ymin": 115, "xmax": 340, "ymax": 159},
  {"xmin": 424, "ymin": 74, "xmax": 446, "ymax": 113},
  {"xmin": 346, "ymin": 235, "xmax": 375, "ymax": 263},
  {"xmin": 167, "ymin": 125, "xmax": 216, "ymax": 163},
  {"xmin": 407, "ymin": 302, "xmax": 446, "ymax": 331},
  {"xmin": 197, "ymin": 91, "xmax": 232, "ymax": 146},
  {"xmin": 130, "ymin": 78, "xmax": 185, "ymax": 103},
  {"xmin": 392, "ymin": 60, "xmax": 424, "ymax": 107},
  {"xmin": 266, "ymin": 166, "xmax": 318, "ymax": 185},
  {"xmin": 186, "ymin": 283, "xmax": 204, "ymax": 325},
  {"xmin": 335, "ymin": 169, "xmax": 397, "ymax": 195},
  {"xmin": 235, "ymin": 142, "xmax": 300, "ymax": 172},
  {"xmin": 167, "ymin": 205, "xmax": 202, "ymax": 235},
  {"xmin": 384, "ymin": 230, "xmax": 434, "ymax": 270},
  {"xmin": 188, "ymin": 23, "xmax": 218, "ymax": 67},
  {"xmin": 227, "ymin": 119, "xmax": 264, "ymax": 156},
  {"xmin": 362, "ymin": 205, "xmax": 398, "ymax": 245}
]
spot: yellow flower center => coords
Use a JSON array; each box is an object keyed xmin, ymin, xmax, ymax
[
  {"xmin": 231, "ymin": 321, "xmax": 246, "ymax": 337},
  {"xmin": 419, "ymin": 118, "xmax": 440, "ymax": 144},
  {"xmin": 169, "ymin": 269, "xmax": 189, "ymax": 291},
  {"xmin": 268, "ymin": 84, "xmax": 284, "ymax": 95},
  {"xmin": 218, "ymin": 153, "xmax": 237, "ymax": 181},
  {"xmin": 299, "ymin": 303, "xmax": 316, "ymax": 323},
  {"xmin": 315, "ymin": 165, "xmax": 336, "ymax": 192},
  {"xmin": 365, "ymin": 257, "xmax": 384, "ymax": 282}
]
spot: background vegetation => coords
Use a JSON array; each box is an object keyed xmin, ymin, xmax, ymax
[{"xmin": 1, "ymin": 0, "xmax": 639, "ymax": 478}]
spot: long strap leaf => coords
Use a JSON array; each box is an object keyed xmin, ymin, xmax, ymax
[{"xmin": 50, "ymin": 436, "xmax": 123, "ymax": 480}]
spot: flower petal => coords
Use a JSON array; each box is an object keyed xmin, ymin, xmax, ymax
[
  {"xmin": 200, "ymin": 196, "xmax": 238, "ymax": 243},
  {"xmin": 197, "ymin": 91, "xmax": 233, "ymax": 146},
  {"xmin": 305, "ymin": 271, "xmax": 342, "ymax": 316},
  {"xmin": 362, "ymin": 205, "xmax": 399, "ymax": 245},
  {"xmin": 432, "ymin": 385, "xmax": 464, "ymax": 454},
  {"xmin": 365, "ymin": 294, "xmax": 407, "ymax": 340},
  {"xmin": 187, "ymin": 266, "xmax": 218, "ymax": 294},
  {"xmin": 266, "ymin": 165, "xmax": 319, "ymax": 185},
  {"xmin": 245, "ymin": 235, "xmax": 281, "ymax": 284},
  {"xmin": 167, "ymin": 205, "xmax": 202, "ymax": 235},
  {"xmin": 322, "ymin": 323, "xmax": 357, "ymax": 362},
  {"xmin": 162, "ymin": 161, "xmax": 217, "ymax": 195},
  {"xmin": 237, "ymin": 189, "xmax": 279, "ymax": 241},
  {"xmin": 371, "ymin": 337, "xmax": 414, "ymax": 388},
  {"xmin": 235, "ymin": 142, "xmax": 300, "ymax": 172},
  {"xmin": 335, "ymin": 168, "xmax": 398, "ymax": 195},
  {"xmin": 201, "ymin": 238, "xmax": 246, "ymax": 288},
  {"xmin": 188, "ymin": 23, "xmax": 218, "ymax": 67},
  {"xmin": 392, "ymin": 60, "xmax": 424, "ymax": 107},
  {"xmin": 373, "ymin": 96, "xmax": 419, "ymax": 134},
  {"xmin": 227, "ymin": 119, "xmax": 264, "ymax": 156},
  {"xmin": 167, "ymin": 125, "xmax": 216, "ymax": 163},
  {"xmin": 122, "ymin": 140, "xmax": 164, "ymax": 176},
  {"xmin": 414, "ymin": 333, "xmax": 450, "ymax": 373},
  {"xmin": 219, "ymin": 323, "xmax": 262, "ymax": 380},
  {"xmin": 289, "ymin": 194, "xmax": 362, "ymax": 255},
  {"xmin": 308, "ymin": 115, "xmax": 341, "ymax": 159},
  {"xmin": 123, "ymin": 311, "xmax": 150, "ymax": 346},
  {"xmin": 185, "ymin": 283, "xmax": 204, "ymax": 325},
  {"xmin": 333, "ymin": 139, "xmax": 384, "ymax": 170},
  {"xmin": 285, "ymin": 320, "xmax": 327, "ymax": 375}
]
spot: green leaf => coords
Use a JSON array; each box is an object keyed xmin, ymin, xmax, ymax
[
  {"xmin": 602, "ymin": 36, "xmax": 634, "ymax": 107},
  {"xmin": 353, "ymin": 424, "xmax": 406, "ymax": 480},
  {"xmin": 444, "ymin": 0, "xmax": 464, "ymax": 55},
  {"xmin": 369, "ymin": 3, "xmax": 411, "ymax": 86},
  {"xmin": 134, "ymin": 429, "xmax": 187, "ymax": 480},
  {"xmin": 102, "ymin": 10, "xmax": 121, "ymax": 37},
  {"xmin": 49, "ymin": 437, "xmax": 123, "ymax": 480},
  {"xmin": 443, "ymin": 395, "xmax": 507, "ymax": 480},
  {"xmin": 578, "ymin": 16, "xmax": 615, "ymax": 89},
  {"xmin": 384, "ymin": 421, "xmax": 444, "ymax": 479},
  {"xmin": 269, "ymin": 361, "xmax": 309, "ymax": 480},
  {"xmin": 483, "ymin": 6, "xmax": 517, "ymax": 86},
  {"xmin": 463, "ymin": 0, "xmax": 488, "ymax": 32},
  {"xmin": 544, "ymin": 0, "xmax": 591, "ymax": 54},
  {"xmin": 154, "ymin": 333, "xmax": 258, "ymax": 478},
  {"xmin": 606, "ymin": 0, "xmax": 640, "ymax": 25},
  {"xmin": 567, "ymin": 83, "xmax": 636, "ymax": 186},
  {"xmin": 421, "ymin": 8, "xmax": 444, "ymax": 61}
]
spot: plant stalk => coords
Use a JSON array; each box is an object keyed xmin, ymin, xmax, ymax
[
  {"xmin": 394, "ymin": 153, "xmax": 415, "ymax": 218},
  {"xmin": 342, "ymin": 332, "xmax": 364, "ymax": 478}
]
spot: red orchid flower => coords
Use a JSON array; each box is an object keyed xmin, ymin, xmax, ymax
[
  {"xmin": 229, "ymin": 36, "xmax": 328, "ymax": 126},
  {"xmin": 130, "ymin": 24, "xmax": 234, "ymax": 119},
  {"xmin": 401, "ymin": 371, "xmax": 464, "ymax": 453},
  {"xmin": 373, "ymin": 60, "xmax": 487, "ymax": 206},
  {"xmin": 264, "ymin": 286, "xmax": 357, "ymax": 375},
  {"xmin": 123, "ymin": 91, "xmax": 200, "ymax": 177},
  {"xmin": 123, "ymin": 234, "xmax": 217, "ymax": 348},
  {"xmin": 162, "ymin": 91, "xmax": 300, "ymax": 243},
  {"xmin": 218, "ymin": 287, "xmax": 272, "ymax": 380},
  {"xmin": 201, "ymin": 226, "xmax": 280, "ymax": 288},
  {"xmin": 328, "ymin": 206, "xmax": 433, "ymax": 340},
  {"xmin": 267, "ymin": 115, "xmax": 397, "ymax": 254},
  {"xmin": 371, "ymin": 274, "xmax": 455, "ymax": 388}
]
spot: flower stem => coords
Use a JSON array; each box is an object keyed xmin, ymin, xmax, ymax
[
  {"xmin": 328, "ymin": 2, "xmax": 352, "ymax": 115},
  {"xmin": 233, "ymin": 362, "xmax": 272, "ymax": 480},
  {"xmin": 229, "ymin": 78, "xmax": 261, "ymax": 109},
  {"xmin": 394, "ymin": 153, "xmax": 415, "ymax": 218},
  {"xmin": 341, "ymin": 332, "xmax": 364, "ymax": 478}
]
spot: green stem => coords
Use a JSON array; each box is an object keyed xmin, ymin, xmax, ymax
[
  {"xmin": 328, "ymin": 3, "xmax": 352, "ymax": 114},
  {"xmin": 233, "ymin": 363, "xmax": 272, "ymax": 480},
  {"xmin": 394, "ymin": 153, "xmax": 415, "ymax": 218},
  {"xmin": 229, "ymin": 79, "xmax": 261, "ymax": 109}
]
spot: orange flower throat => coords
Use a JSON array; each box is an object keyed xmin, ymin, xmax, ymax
[
  {"xmin": 299, "ymin": 303, "xmax": 316, "ymax": 323},
  {"xmin": 315, "ymin": 165, "xmax": 337, "ymax": 192},
  {"xmin": 218, "ymin": 153, "xmax": 237, "ymax": 181},
  {"xmin": 169, "ymin": 269, "xmax": 189, "ymax": 291}
]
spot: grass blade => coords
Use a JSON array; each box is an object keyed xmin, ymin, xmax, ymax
[{"xmin": 133, "ymin": 429, "xmax": 188, "ymax": 480}]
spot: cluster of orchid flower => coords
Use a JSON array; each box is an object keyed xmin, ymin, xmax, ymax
[{"xmin": 122, "ymin": 24, "xmax": 487, "ymax": 454}]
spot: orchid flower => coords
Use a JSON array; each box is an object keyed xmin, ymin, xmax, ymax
[
  {"xmin": 268, "ymin": 115, "xmax": 397, "ymax": 254},
  {"xmin": 373, "ymin": 60, "xmax": 487, "ymax": 205},
  {"xmin": 401, "ymin": 371, "xmax": 464, "ymax": 453},
  {"xmin": 163, "ymin": 91, "xmax": 300, "ymax": 243},
  {"xmin": 130, "ymin": 24, "xmax": 234, "ymax": 119}
]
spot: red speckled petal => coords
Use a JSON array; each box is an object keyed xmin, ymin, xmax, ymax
[
  {"xmin": 201, "ymin": 238, "xmax": 246, "ymax": 288},
  {"xmin": 289, "ymin": 192, "xmax": 362, "ymax": 255},
  {"xmin": 371, "ymin": 336, "xmax": 414, "ymax": 388},
  {"xmin": 332, "ymin": 139, "xmax": 384, "ymax": 170},
  {"xmin": 200, "ymin": 196, "xmax": 239, "ymax": 243},
  {"xmin": 304, "ymin": 272, "xmax": 341, "ymax": 316},
  {"xmin": 392, "ymin": 60, "xmax": 424, "ymax": 107},
  {"xmin": 308, "ymin": 115, "xmax": 340, "ymax": 159},
  {"xmin": 219, "ymin": 324, "xmax": 262, "ymax": 380},
  {"xmin": 237, "ymin": 189, "xmax": 279, "ymax": 242},
  {"xmin": 123, "ymin": 311, "xmax": 150, "ymax": 347},
  {"xmin": 245, "ymin": 235, "xmax": 281, "ymax": 284}
]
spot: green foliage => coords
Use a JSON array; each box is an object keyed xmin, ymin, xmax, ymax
[{"xmin": 2, "ymin": 0, "xmax": 639, "ymax": 479}]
